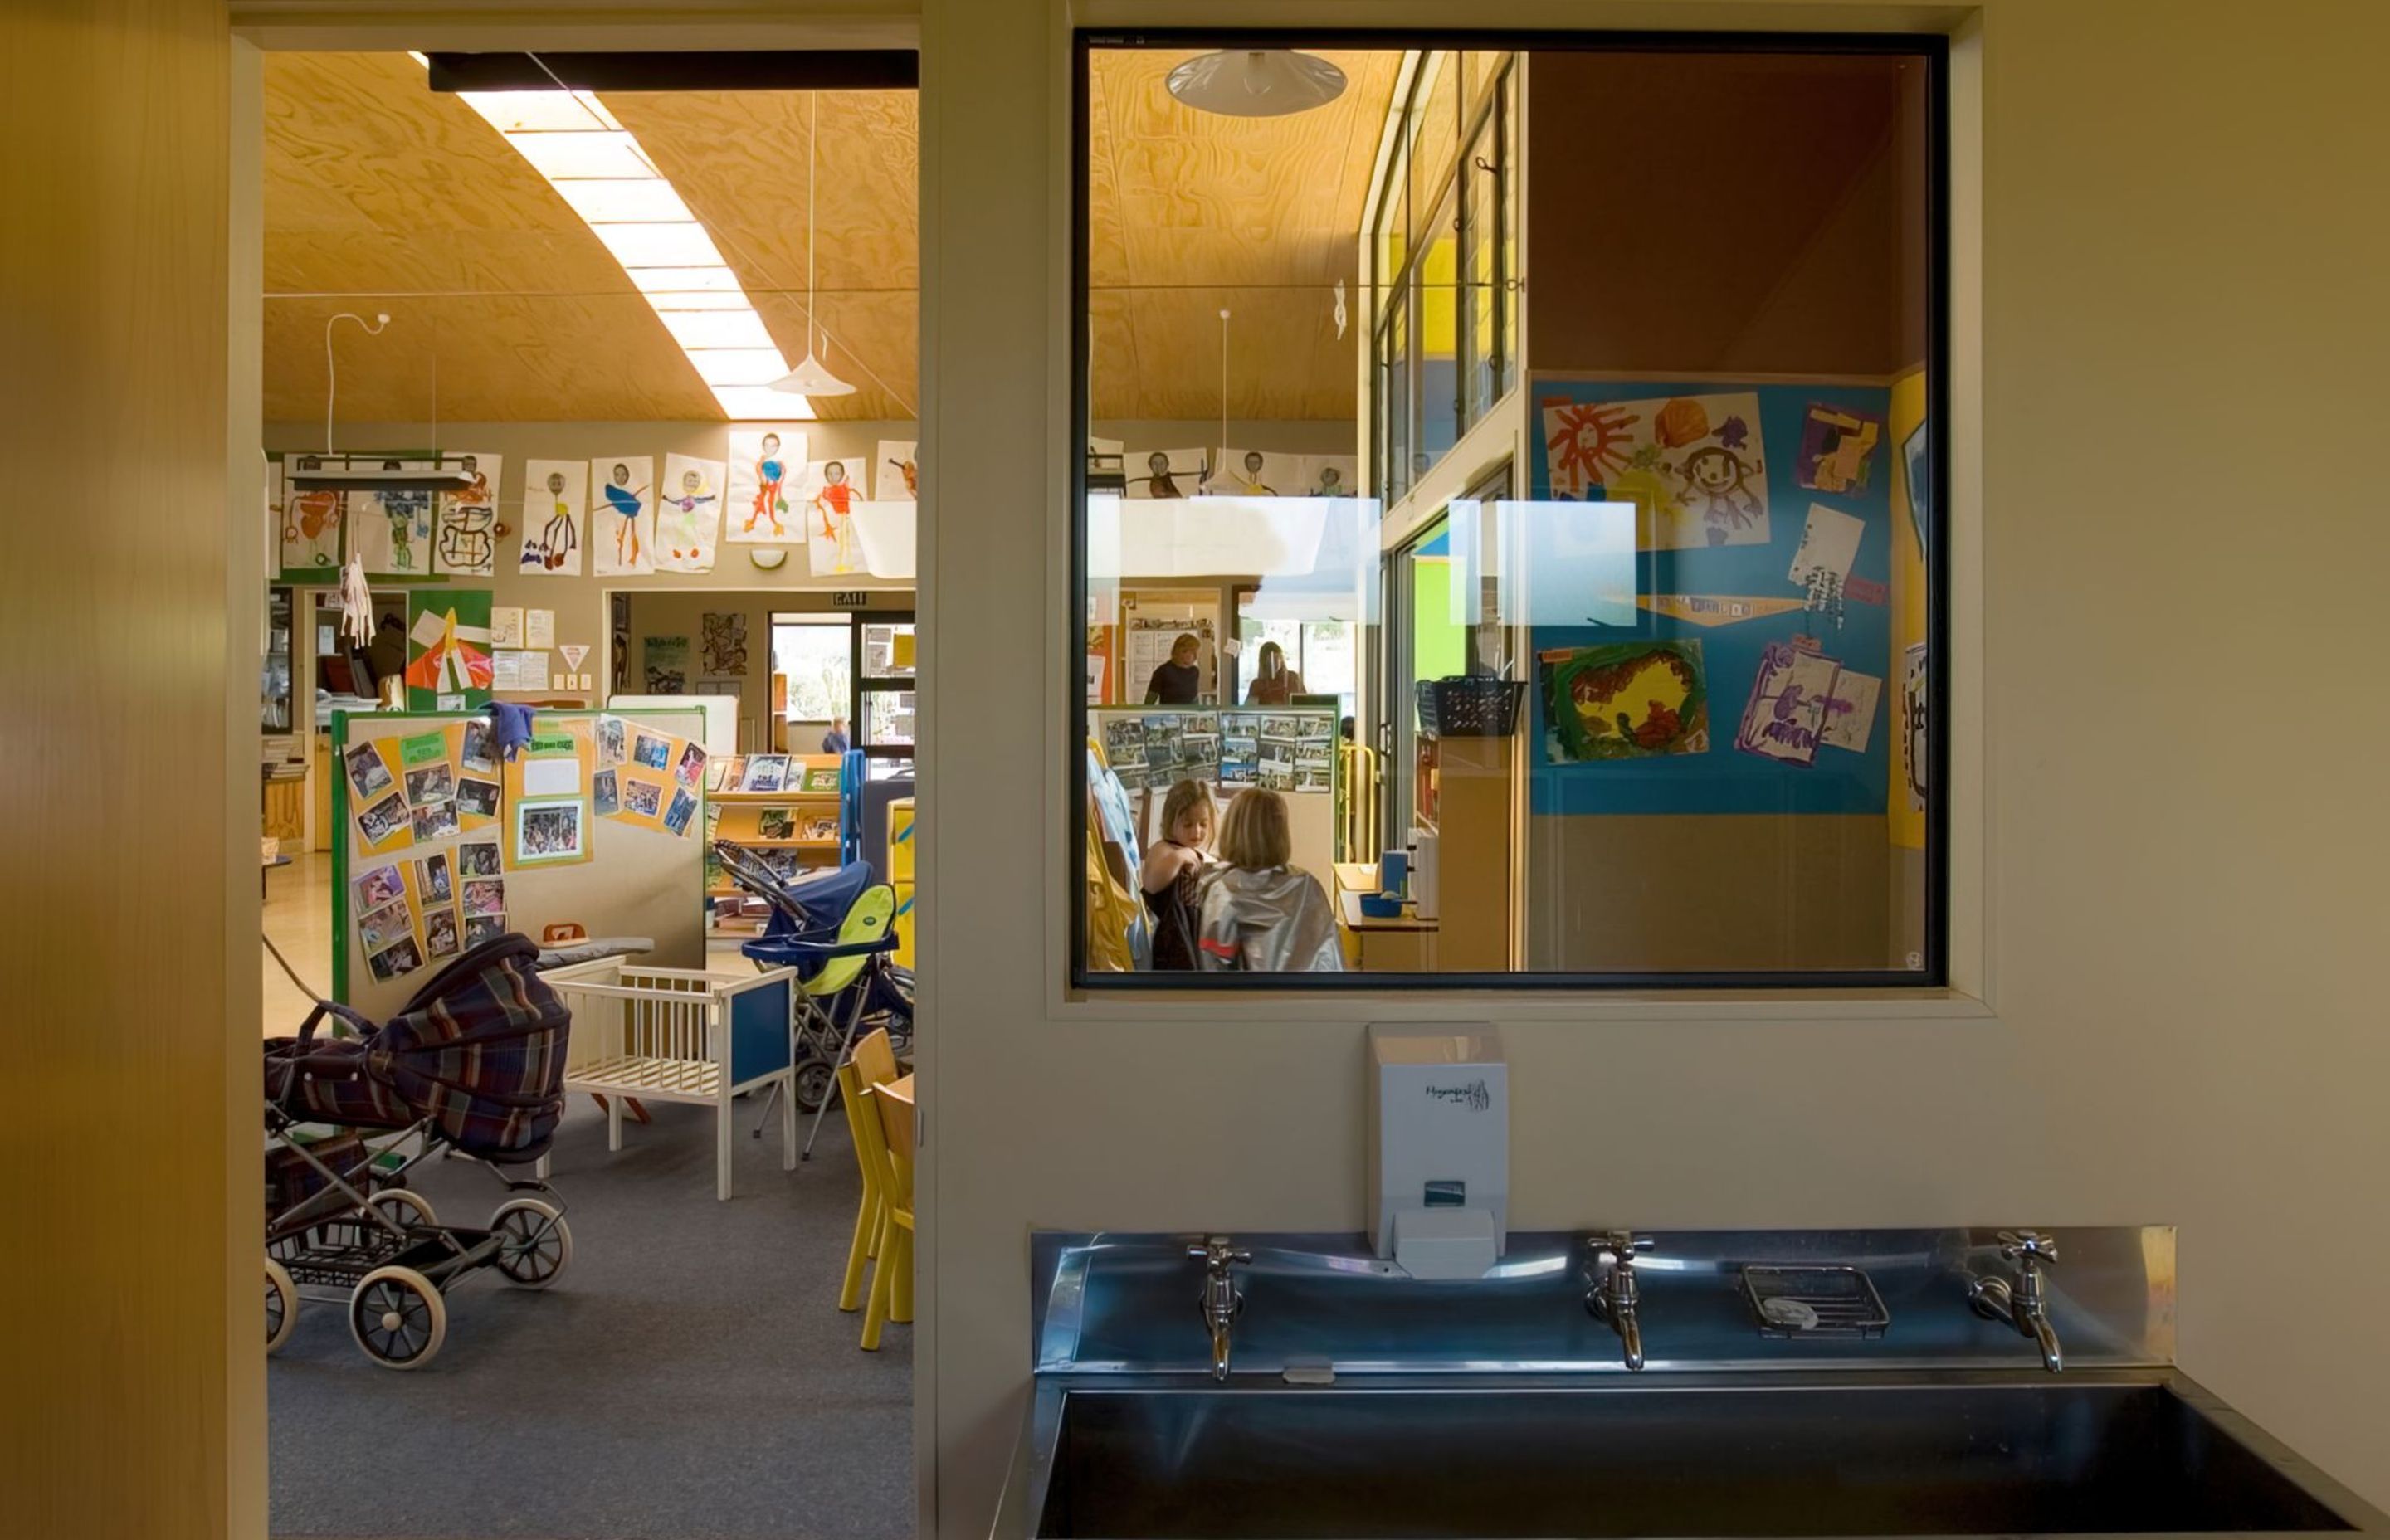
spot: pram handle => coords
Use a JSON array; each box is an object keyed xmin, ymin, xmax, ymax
[{"xmin": 296, "ymin": 998, "xmax": 380, "ymax": 1045}]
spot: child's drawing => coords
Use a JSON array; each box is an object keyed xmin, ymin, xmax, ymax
[
  {"xmin": 1734, "ymin": 642, "xmax": 1841, "ymax": 768},
  {"xmin": 1818, "ymin": 668, "xmax": 1883, "ymax": 753},
  {"xmin": 876, "ymin": 439, "xmax": 918, "ymax": 502},
  {"xmin": 349, "ymin": 459, "xmax": 436, "ymax": 577},
  {"xmin": 1539, "ymin": 641, "xmax": 1710, "ymax": 763},
  {"xmin": 433, "ymin": 451, "xmax": 501, "ymax": 577},
  {"xmin": 1796, "ymin": 402, "xmax": 1885, "ymax": 495},
  {"xmin": 1299, "ymin": 456, "xmax": 1358, "ymax": 498},
  {"xmin": 279, "ymin": 456, "xmax": 344, "ymax": 577},
  {"xmin": 1542, "ymin": 392, "xmax": 1771, "ymax": 549},
  {"xmin": 1214, "ymin": 448, "xmax": 1299, "ymax": 497},
  {"xmin": 1787, "ymin": 503, "xmax": 1866, "ymax": 588},
  {"xmin": 589, "ymin": 456, "xmax": 654, "ymax": 577},
  {"xmin": 1124, "ymin": 447, "xmax": 1207, "ymax": 500},
  {"xmin": 1900, "ymin": 643, "xmax": 1929, "ymax": 811},
  {"xmin": 519, "ymin": 460, "xmax": 585, "ymax": 576},
  {"xmin": 726, "ymin": 426, "xmax": 807, "ymax": 542},
  {"xmin": 655, "ymin": 453, "xmax": 725, "ymax": 573},
  {"xmin": 1901, "ymin": 418, "xmax": 1930, "ymax": 554},
  {"xmin": 801, "ymin": 457, "xmax": 861, "ymax": 576},
  {"xmin": 700, "ymin": 611, "xmax": 749, "ymax": 676}
]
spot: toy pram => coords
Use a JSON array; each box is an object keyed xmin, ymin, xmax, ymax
[
  {"xmin": 262, "ymin": 933, "xmax": 573, "ymax": 1369},
  {"xmin": 713, "ymin": 842, "xmax": 911, "ymax": 1123}
]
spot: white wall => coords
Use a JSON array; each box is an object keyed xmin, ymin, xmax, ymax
[{"xmin": 915, "ymin": 1, "xmax": 2390, "ymax": 1535}]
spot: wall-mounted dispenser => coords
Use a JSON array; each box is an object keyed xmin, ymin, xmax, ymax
[{"xmin": 1366, "ymin": 1024, "xmax": 1508, "ymax": 1278}]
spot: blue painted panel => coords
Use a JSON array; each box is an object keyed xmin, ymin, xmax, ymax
[{"xmin": 727, "ymin": 975, "xmax": 793, "ymax": 1084}]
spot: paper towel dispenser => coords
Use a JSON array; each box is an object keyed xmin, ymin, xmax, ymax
[{"xmin": 1366, "ymin": 1024, "xmax": 1508, "ymax": 1275}]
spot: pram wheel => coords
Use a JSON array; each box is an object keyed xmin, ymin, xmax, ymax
[
  {"xmin": 349, "ymin": 1266, "xmax": 447, "ymax": 1369},
  {"xmin": 265, "ymin": 1259, "xmax": 299, "ymax": 1354},
  {"xmin": 490, "ymin": 1197, "xmax": 573, "ymax": 1289},
  {"xmin": 793, "ymin": 1059, "xmax": 836, "ymax": 1114},
  {"xmin": 367, "ymin": 1188, "xmax": 437, "ymax": 1230}
]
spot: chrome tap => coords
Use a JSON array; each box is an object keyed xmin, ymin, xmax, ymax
[
  {"xmin": 1583, "ymin": 1230, "xmax": 1654, "ymax": 1372},
  {"xmin": 1188, "ymin": 1235, "xmax": 1251, "ymax": 1382},
  {"xmin": 1967, "ymin": 1229, "xmax": 2064, "ymax": 1372}
]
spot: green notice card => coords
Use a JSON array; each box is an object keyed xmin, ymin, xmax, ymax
[{"xmin": 399, "ymin": 731, "xmax": 449, "ymax": 767}]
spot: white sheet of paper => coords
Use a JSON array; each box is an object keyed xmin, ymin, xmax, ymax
[
  {"xmin": 523, "ymin": 758, "xmax": 581, "ymax": 797},
  {"xmin": 1788, "ymin": 503, "xmax": 1866, "ymax": 587},
  {"xmin": 525, "ymin": 609, "xmax": 555, "ymax": 649},
  {"xmin": 490, "ymin": 607, "xmax": 524, "ymax": 647}
]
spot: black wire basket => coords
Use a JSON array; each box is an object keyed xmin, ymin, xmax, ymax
[{"xmin": 1417, "ymin": 676, "xmax": 1524, "ymax": 738}]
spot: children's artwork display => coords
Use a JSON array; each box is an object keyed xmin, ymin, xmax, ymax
[
  {"xmin": 1900, "ymin": 643, "xmax": 1929, "ymax": 812},
  {"xmin": 1212, "ymin": 448, "xmax": 1301, "ymax": 497},
  {"xmin": 1541, "ymin": 392, "xmax": 1771, "ymax": 550},
  {"xmin": 520, "ymin": 459, "xmax": 587, "ymax": 576},
  {"xmin": 726, "ymin": 426, "xmax": 806, "ymax": 542},
  {"xmin": 1787, "ymin": 503, "xmax": 1866, "ymax": 591},
  {"xmin": 798, "ymin": 457, "xmax": 864, "ymax": 577},
  {"xmin": 876, "ymin": 439, "xmax": 918, "ymax": 501},
  {"xmin": 1300, "ymin": 455, "xmax": 1358, "ymax": 498},
  {"xmin": 1819, "ymin": 669, "xmax": 1883, "ymax": 754},
  {"xmin": 403, "ymin": 589, "xmax": 495, "ymax": 709},
  {"xmin": 1539, "ymin": 641, "xmax": 1711, "ymax": 762},
  {"xmin": 655, "ymin": 452, "xmax": 725, "ymax": 573},
  {"xmin": 1796, "ymin": 402, "xmax": 1885, "ymax": 495},
  {"xmin": 700, "ymin": 612, "xmax": 749, "ymax": 675},
  {"xmin": 1734, "ymin": 642, "xmax": 1842, "ymax": 768},
  {"xmin": 433, "ymin": 451, "xmax": 501, "ymax": 576},
  {"xmin": 589, "ymin": 455, "xmax": 655, "ymax": 576},
  {"xmin": 347, "ymin": 458, "xmax": 438, "ymax": 578},
  {"xmin": 1123, "ymin": 447, "xmax": 1207, "ymax": 500},
  {"xmin": 643, "ymin": 636, "xmax": 690, "ymax": 695},
  {"xmin": 276, "ymin": 456, "xmax": 344, "ymax": 580}
]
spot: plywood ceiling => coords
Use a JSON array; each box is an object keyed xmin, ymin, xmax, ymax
[{"xmin": 262, "ymin": 50, "xmax": 1397, "ymax": 426}]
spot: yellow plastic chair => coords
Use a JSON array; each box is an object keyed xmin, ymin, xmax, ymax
[
  {"xmin": 861, "ymin": 1077, "xmax": 916, "ymax": 1350},
  {"xmin": 795, "ymin": 884, "xmax": 900, "ymax": 1161},
  {"xmin": 836, "ymin": 1028, "xmax": 900, "ymax": 1313}
]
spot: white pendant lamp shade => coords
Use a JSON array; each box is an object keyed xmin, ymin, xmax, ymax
[
  {"xmin": 771, "ymin": 92, "xmax": 856, "ymax": 398},
  {"xmin": 772, "ymin": 349, "xmax": 854, "ymax": 397},
  {"xmin": 1166, "ymin": 50, "xmax": 1347, "ymax": 118}
]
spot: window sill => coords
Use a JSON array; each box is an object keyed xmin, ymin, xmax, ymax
[{"xmin": 1051, "ymin": 985, "xmax": 1994, "ymax": 1026}]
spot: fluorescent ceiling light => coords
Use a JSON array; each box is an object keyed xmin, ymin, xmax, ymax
[{"xmin": 440, "ymin": 64, "xmax": 808, "ymax": 419}]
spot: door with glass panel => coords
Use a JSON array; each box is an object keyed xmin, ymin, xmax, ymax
[{"xmin": 852, "ymin": 612, "xmax": 915, "ymax": 778}]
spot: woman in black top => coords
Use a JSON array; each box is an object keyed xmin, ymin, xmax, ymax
[
  {"xmin": 1140, "ymin": 778, "xmax": 1214, "ymax": 970},
  {"xmin": 1144, "ymin": 631, "xmax": 1203, "ymax": 704}
]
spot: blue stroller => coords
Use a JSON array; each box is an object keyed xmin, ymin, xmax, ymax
[
  {"xmin": 262, "ymin": 933, "xmax": 573, "ymax": 1369},
  {"xmin": 713, "ymin": 843, "xmax": 912, "ymax": 1150}
]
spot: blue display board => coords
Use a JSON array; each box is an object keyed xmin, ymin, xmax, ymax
[{"xmin": 1525, "ymin": 378, "xmax": 1895, "ymax": 816}]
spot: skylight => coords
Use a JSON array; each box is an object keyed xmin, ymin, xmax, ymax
[{"xmin": 427, "ymin": 59, "xmax": 809, "ymax": 421}]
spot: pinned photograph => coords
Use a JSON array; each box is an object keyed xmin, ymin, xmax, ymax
[
  {"xmin": 757, "ymin": 807, "xmax": 794, "ymax": 841},
  {"xmin": 674, "ymin": 742, "xmax": 707, "ymax": 788},
  {"xmin": 344, "ymin": 743, "xmax": 393, "ymax": 799},
  {"xmin": 632, "ymin": 731, "xmax": 672, "ymax": 771},
  {"xmin": 593, "ymin": 769, "xmax": 620, "ymax": 817},
  {"xmin": 422, "ymin": 906, "xmax": 461, "ymax": 960},
  {"xmin": 664, "ymin": 787, "xmax": 698, "ymax": 836},
  {"xmin": 741, "ymin": 754, "xmax": 788, "ymax": 792},
  {"xmin": 356, "ymin": 792, "xmax": 410, "ymax": 846},
  {"xmin": 515, "ymin": 800, "xmax": 584, "ymax": 863},
  {"xmin": 464, "ymin": 914, "xmax": 505, "ymax": 948},
  {"xmin": 412, "ymin": 800, "xmax": 461, "ymax": 842},
  {"xmin": 413, "ymin": 851, "xmax": 451, "ymax": 904},
  {"xmin": 367, "ymin": 935, "xmax": 425, "ymax": 982},
  {"xmin": 456, "ymin": 777, "xmax": 500, "ymax": 818},
  {"xmin": 353, "ymin": 864, "xmax": 404, "ymax": 911},
  {"xmin": 457, "ymin": 841, "xmax": 502, "ymax": 878},
  {"xmin": 597, "ymin": 717, "xmax": 627, "ymax": 767},
  {"xmin": 358, "ymin": 900, "xmax": 414, "ymax": 953},
  {"xmin": 404, "ymin": 763, "xmax": 455, "ymax": 807},
  {"xmin": 461, "ymin": 878, "xmax": 506, "ymax": 919},
  {"xmin": 623, "ymin": 778, "xmax": 665, "ymax": 818},
  {"xmin": 460, "ymin": 719, "xmax": 497, "ymax": 774}
]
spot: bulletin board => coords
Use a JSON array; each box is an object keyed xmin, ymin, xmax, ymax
[
  {"xmin": 1525, "ymin": 376, "xmax": 1896, "ymax": 816},
  {"xmin": 331, "ymin": 707, "xmax": 709, "ymax": 1019}
]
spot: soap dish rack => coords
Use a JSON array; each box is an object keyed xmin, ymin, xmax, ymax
[{"xmin": 1739, "ymin": 1264, "xmax": 1891, "ymax": 1339}]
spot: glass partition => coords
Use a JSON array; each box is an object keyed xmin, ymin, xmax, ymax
[{"xmin": 1076, "ymin": 36, "xmax": 1944, "ymax": 987}]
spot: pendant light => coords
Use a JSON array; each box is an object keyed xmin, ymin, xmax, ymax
[
  {"xmin": 1165, "ymin": 50, "xmax": 1347, "ymax": 118},
  {"xmin": 771, "ymin": 93, "xmax": 855, "ymax": 397}
]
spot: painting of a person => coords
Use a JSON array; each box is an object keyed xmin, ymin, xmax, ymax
[
  {"xmin": 1140, "ymin": 778, "xmax": 1214, "ymax": 971},
  {"xmin": 1144, "ymin": 631, "xmax": 1202, "ymax": 704},
  {"xmin": 812, "ymin": 460, "xmax": 856, "ymax": 571},
  {"xmin": 663, "ymin": 465, "xmax": 716, "ymax": 564},
  {"xmin": 1144, "ymin": 451, "xmax": 1183, "ymax": 499},
  {"xmin": 1242, "ymin": 641, "xmax": 1306, "ymax": 705},
  {"xmin": 603, "ymin": 461, "xmax": 647, "ymax": 568},
  {"xmin": 1195, "ymin": 788, "xmax": 1343, "ymax": 972},
  {"xmin": 1233, "ymin": 450, "xmax": 1276, "ymax": 495},
  {"xmin": 748, "ymin": 431, "xmax": 789, "ymax": 534},
  {"xmin": 1312, "ymin": 465, "xmax": 1346, "ymax": 497}
]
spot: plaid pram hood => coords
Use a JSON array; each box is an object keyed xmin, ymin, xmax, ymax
[{"xmin": 266, "ymin": 934, "xmax": 571, "ymax": 1161}]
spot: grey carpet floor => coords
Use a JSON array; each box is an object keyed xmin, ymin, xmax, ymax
[{"xmin": 269, "ymin": 1092, "xmax": 913, "ymax": 1540}]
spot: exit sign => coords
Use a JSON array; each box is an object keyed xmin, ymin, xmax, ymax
[{"xmin": 832, "ymin": 590, "xmax": 868, "ymax": 607}]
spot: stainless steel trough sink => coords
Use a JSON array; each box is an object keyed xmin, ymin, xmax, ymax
[{"xmin": 1029, "ymin": 1375, "xmax": 2366, "ymax": 1539}]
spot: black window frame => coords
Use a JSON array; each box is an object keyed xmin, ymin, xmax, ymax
[{"xmin": 1071, "ymin": 27, "xmax": 1953, "ymax": 992}]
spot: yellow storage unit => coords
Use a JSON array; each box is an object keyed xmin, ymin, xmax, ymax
[
  {"xmin": 886, "ymin": 797, "xmax": 916, "ymax": 882},
  {"xmin": 891, "ymin": 880, "xmax": 915, "ymax": 969}
]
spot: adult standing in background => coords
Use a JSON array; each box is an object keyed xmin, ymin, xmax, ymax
[
  {"xmin": 1242, "ymin": 641, "xmax": 1305, "ymax": 705},
  {"xmin": 1144, "ymin": 632, "xmax": 1203, "ymax": 704}
]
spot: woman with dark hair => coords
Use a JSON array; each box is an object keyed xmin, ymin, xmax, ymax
[{"xmin": 1242, "ymin": 640, "xmax": 1306, "ymax": 705}]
